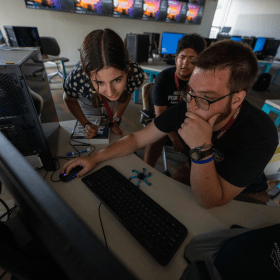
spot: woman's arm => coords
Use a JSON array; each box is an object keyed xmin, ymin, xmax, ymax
[{"xmin": 63, "ymin": 92, "xmax": 98, "ymax": 138}]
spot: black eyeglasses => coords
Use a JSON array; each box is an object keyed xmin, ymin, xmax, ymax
[{"xmin": 181, "ymin": 88, "xmax": 238, "ymax": 111}]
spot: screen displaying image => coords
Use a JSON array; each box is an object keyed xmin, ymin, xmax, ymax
[
  {"xmin": 142, "ymin": 0, "xmax": 161, "ymax": 20},
  {"xmin": 185, "ymin": 3, "xmax": 203, "ymax": 24},
  {"xmin": 25, "ymin": 0, "xmax": 63, "ymax": 10},
  {"xmin": 161, "ymin": 32, "xmax": 184, "ymax": 55},
  {"xmin": 113, "ymin": 0, "xmax": 142, "ymax": 18},
  {"xmin": 75, "ymin": 0, "xmax": 102, "ymax": 15},
  {"xmin": 165, "ymin": 0, "xmax": 182, "ymax": 23},
  {"xmin": 254, "ymin": 37, "xmax": 267, "ymax": 52}
]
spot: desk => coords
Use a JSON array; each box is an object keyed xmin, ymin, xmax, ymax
[
  {"xmin": 41, "ymin": 121, "xmax": 280, "ymax": 280},
  {"xmin": 133, "ymin": 60, "xmax": 274, "ymax": 103}
]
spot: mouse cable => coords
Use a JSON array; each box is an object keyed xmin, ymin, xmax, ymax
[
  {"xmin": 69, "ymin": 140, "xmax": 96, "ymax": 157},
  {"xmin": 98, "ymin": 202, "xmax": 108, "ymax": 252}
]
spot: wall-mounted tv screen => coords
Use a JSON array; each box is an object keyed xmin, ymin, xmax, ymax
[
  {"xmin": 113, "ymin": 0, "xmax": 143, "ymax": 19},
  {"xmin": 25, "ymin": 0, "xmax": 63, "ymax": 10},
  {"xmin": 165, "ymin": 0, "xmax": 182, "ymax": 23},
  {"xmin": 142, "ymin": 0, "xmax": 160, "ymax": 20},
  {"xmin": 74, "ymin": 0, "xmax": 112, "ymax": 15},
  {"xmin": 185, "ymin": 3, "xmax": 203, "ymax": 24}
]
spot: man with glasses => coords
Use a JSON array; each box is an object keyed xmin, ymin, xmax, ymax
[
  {"xmin": 62, "ymin": 40, "xmax": 278, "ymax": 208},
  {"xmin": 144, "ymin": 34, "xmax": 207, "ymax": 168}
]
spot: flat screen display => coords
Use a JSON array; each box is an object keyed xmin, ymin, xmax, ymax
[
  {"xmin": 113, "ymin": 0, "xmax": 143, "ymax": 18},
  {"xmin": 25, "ymin": 0, "xmax": 63, "ymax": 10},
  {"xmin": 165, "ymin": 0, "xmax": 182, "ymax": 23},
  {"xmin": 75, "ymin": 0, "xmax": 103, "ymax": 15},
  {"xmin": 185, "ymin": 3, "xmax": 203, "ymax": 24},
  {"xmin": 254, "ymin": 37, "xmax": 267, "ymax": 52},
  {"xmin": 142, "ymin": 0, "xmax": 160, "ymax": 20},
  {"xmin": 231, "ymin": 36, "xmax": 243, "ymax": 42},
  {"xmin": 161, "ymin": 32, "xmax": 184, "ymax": 55}
]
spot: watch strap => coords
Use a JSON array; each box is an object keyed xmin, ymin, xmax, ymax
[{"xmin": 190, "ymin": 147, "xmax": 213, "ymax": 161}]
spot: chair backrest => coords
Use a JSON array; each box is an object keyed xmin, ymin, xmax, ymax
[
  {"xmin": 40, "ymin": 37, "xmax": 60, "ymax": 56},
  {"xmin": 140, "ymin": 82, "xmax": 154, "ymax": 125}
]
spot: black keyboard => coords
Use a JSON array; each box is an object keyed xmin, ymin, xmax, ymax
[{"xmin": 82, "ymin": 165, "xmax": 188, "ymax": 266}]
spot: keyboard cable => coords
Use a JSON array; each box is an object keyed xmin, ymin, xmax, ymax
[{"xmin": 98, "ymin": 202, "xmax": 109, "ymax": 252}]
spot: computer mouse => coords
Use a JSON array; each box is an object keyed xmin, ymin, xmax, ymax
[{"xmin": 59, "ymin": 165, "xmax": 83, "ymax": 182}]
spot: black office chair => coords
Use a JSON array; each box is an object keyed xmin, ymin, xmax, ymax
[
  {"xmin": 33, "ymin": 37, "xmax": 69, "ymax": 82},
  {"xmin": 140, "ymin": 82, "xmax": 179, "ymax": 177}
]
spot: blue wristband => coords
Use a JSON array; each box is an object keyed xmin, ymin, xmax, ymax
[{"xmin": 191, "ymin": 155, "xmax": 214, "ymax": 164}]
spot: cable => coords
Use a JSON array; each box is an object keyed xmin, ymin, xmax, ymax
[
  {"xmin": 98, "ymin": 202, "xmax": 108, "ymax": 252},
  {"xmin": 0, "ymin": 270, "xmax": 8, "ymax": 279}
]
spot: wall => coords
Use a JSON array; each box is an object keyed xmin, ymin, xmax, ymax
[
  {"xmin": 0, "ymin": 0, "xmax": 218, "ymax": 64},
  {"xmin": 224, "ymin": 0, "xmax": 280, "ymax": 38}
]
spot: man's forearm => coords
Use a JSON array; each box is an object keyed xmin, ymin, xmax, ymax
[
  {"xmin": 91, "ymin": 133, "xmax": 139, "ymax": 164},
  {"xmin": 167, "ymin": 131, "xmax": 179, "ymax": 141},
  {"xmin": 190, "ymin": 159, "xmax": 225, "ymax": 208}
]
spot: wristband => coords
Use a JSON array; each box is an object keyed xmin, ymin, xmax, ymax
[
  {"xmin": 83, "ymin": 122, "xmax": 92, "ymax": 128},
  {"xmin": 191, "ymin": 155, "xmax": 214, "ymax": 164}
]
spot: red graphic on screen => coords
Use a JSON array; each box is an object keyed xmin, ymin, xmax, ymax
[
  {"xmin": 167, "ymin": 0, "xmax": 182, "ymax": 20},
  {"xmin": 114, "ymin": 0, "xmax": 134, "ymax": 15},
  {"xmin": 187, "ymin": 3, "xmax": 199, "ymax": 21},
  {"xmin": 143, "ymin": 0, "xmax": 160, "ymax": 17}
]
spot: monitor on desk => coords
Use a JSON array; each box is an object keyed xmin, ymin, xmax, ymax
[
  {"xmin": 0, "ymin": 131, "xmax": 138, "ymax": 280},
  {"xmin": 242, "ymin": 36, "xmax": 255, "ymax": 48},
  {"xmin": 263, "ymin": 39, "xmax": 280, "ymax": 58},
  {"xmin": 161, "ymin": 32, "xmax": 184, "ymax": 55},
  {"xmin": 230, "ymin": 36, "xmax": 243, "ymax": 42},
  {"xmin": 253, "ymin": 37, "xmax": 267, "ymax": 52}
]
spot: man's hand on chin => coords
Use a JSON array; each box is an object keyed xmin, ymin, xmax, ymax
[{"xmin": 178, "ymin": 112, "xmax": 220, "ymax": 148}]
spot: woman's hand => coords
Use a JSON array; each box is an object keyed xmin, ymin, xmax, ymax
[
  {"xmin": 84, "ymin": 123, "xmax": 98, "ymax": 139},
  {"xmin": 111, "ymin": 121, "xmax": 123, "ymax": 138},
  {"xmin": 61, "ymin": 156, "xmax": 98, "ymax": 178}
]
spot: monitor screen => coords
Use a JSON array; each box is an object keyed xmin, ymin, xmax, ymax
[
  {"xmin": 75, "ymin": 0, "xmax": 103, "ymax": 15},
  {"xmin": 221, "ymin": 26, "xmax": 231, "ymax": 33},
  {"xmin": 113, "ymin": 0, "xmax": 143, "ymax": 18},
  {"xmin": 142, "ymin": 0, "xmax": 161, "ymax": 20},
  {"xmin": 13, "ymin": 26, "xmax": 41, "ymax": 48},
  {"xmin": 161, "ymin": 32, "xmax": 184, "ymax": 55},
  {"xmin": 253, "ymin": 37, "xmax": 267, "ymax": 52},
  {"xmin": 185, "ymin": 3, "xmax": 203, "ymax": 24},
  {"xmin": 230, "ymin": 36, "xmax": 243, "ymax": 42},
  {"xmin": 264, "ymin": 39, "xmax": 280, "ymax": 57},
  {"xmin": 242, "ymin": 37, "xmax": 255, "ymax": 48},
  {"xmin": 0, "ymin": 29, "xmax": 6, "ymax": 46},
  {"xmin": 0, "ymin": 131, "xmax": 138, "ymax": 279},
  {"xmin": 25, "ymin": 0, "xmax": 63, "ymax": 10},
  {"xmin": 165, "ymin": 0, "xmax": 182, "ymax": 23}
]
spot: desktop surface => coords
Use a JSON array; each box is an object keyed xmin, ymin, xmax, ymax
[{"xmin": 39, "ymin": 121, "xmax": 280, "ymax": 280}]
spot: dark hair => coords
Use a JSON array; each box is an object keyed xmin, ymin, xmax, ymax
[
  {"xmin": 80, "ymin": 29, "xmax": 131, "ymax": 107},
  {"xmin": 191, "ymin": 39, "xmax": 258, "ymax": 93},
  {"xmin": 176, "ymin": 33, "xmax": 207, "ymax": 56}
]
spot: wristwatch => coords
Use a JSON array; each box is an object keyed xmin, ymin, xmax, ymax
[
  {"xmin": 113, "ymin": 117, "xmax": 121, "ymax": 124},
  {"xmin": 189, "ymin": 144, "xmax": 213, "ymax": 161}
]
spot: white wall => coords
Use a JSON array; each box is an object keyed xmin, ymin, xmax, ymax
[
  {"xmin": 224, "ymin": 0, "xmax": 280, "ymax": 38},
  {"xmin": 0, "ymin": 0, "xmax": 217, "ymax": 64}
]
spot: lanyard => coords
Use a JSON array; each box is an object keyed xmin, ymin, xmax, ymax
[
  {"xmin": 174, "ymin": 71, "xmax": 183, "ymax": 102},
  {"xmin": 213, "ymin": 105, "xmax": 241, "ymax": 143},
  {"xmin": 101, "ymin": 95, "xmax": 115, "ymax": 123}
]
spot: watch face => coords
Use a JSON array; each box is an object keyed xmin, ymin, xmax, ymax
[{"xmin": 190, "ymin": 151, "xmax": 201, "ymax": 161}]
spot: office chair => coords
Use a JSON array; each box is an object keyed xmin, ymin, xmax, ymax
[
  {"xmin": 140, "ymin": 82, "xmax": 179, "ymax": 177},
  {"xmin": 33, "ymin": 37, "xmax": 69, "ymax": 82}
]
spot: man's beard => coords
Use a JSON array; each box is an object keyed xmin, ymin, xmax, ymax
[{"xmin": 214, "ymin": 98, "xmax": 233, "ymax": 125}]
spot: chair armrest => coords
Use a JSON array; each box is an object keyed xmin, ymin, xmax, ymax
[
  {"xmin": 43, "ymin": 56, "xmax": 69, "ymax": 63},
  {"xmin": 140, "ymin": 110, "xmax": 155, "ymax": 119}
]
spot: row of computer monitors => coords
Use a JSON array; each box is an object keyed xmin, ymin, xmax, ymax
[{"xmin": 161, "ymin": 32, "xmax": 280, "ymax": 58}]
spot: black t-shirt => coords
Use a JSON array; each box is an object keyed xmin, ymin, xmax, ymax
[
  {"xmin": 154, "ymin": 99, "xmax": 279, "ymax": 193},
  {"xmin": 152, "ymin": 67, "xmax": 189, "ymax": 108}
]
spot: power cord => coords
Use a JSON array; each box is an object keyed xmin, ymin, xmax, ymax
[{"xmin": 98, "ymin": 202, "xmax": 108, "ymax": 252}]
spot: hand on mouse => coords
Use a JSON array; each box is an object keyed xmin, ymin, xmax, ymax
[{"xmin": 61, "ymin": 156, "xmax": 98, "ymax": 178}]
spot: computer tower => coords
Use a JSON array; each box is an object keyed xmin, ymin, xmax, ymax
[
  {"xmin": 0, "ymin": 48, "xmax": 59, "ymax": 171},
  {"xmin": 144, "ymin": 33, "xmax": 160, "ymax": 55},
  {"xmin": 3, "ymin": 26, "xmax": 41, "ymax": 48},
  {"xmin": 126, "ymin": 34, "xmax": 150, "ymax": 63}
]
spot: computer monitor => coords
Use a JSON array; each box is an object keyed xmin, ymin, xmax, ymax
[
  {"xmin": 263, "ymin": 39, "xmax": 280, "ymax": 58},
  {"xmin": 253, "ymin": 37, "xmax": 267, "ymax": 52},
  {"xmin": 161, "ymin": 32, "xmax": 184, "ymax": 55},
  {"xmin": 204, "ymin": 38, "xmax": 217, "ymax": 47},
  {"xmin": 220, "ymin": 26, "xmax": 231, "ymax": 34},
  {"xmin": 216, "ymin": 33, "xmax": 231, "ymax": 42},
  {"xmin": 0, "ymin": 131, "xmax": 138, "ymax": 280},
  {"xmin": 144, "ymin": 32, "xmax": 160, "ymax": 54},
  {"xmin": 230, "ymin": 36, "xmax": 243, "ymax": 42},
  {"xmin": 0, "ymin": 29, "xmax": 6, "ymax": 48},
  {"xmin": 242, "ymin": 37, "xmax": 255, "ymax": 48},
  {"xmin": 4, "ymin": 26, "xmax": 41, "ymax": 48}
]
